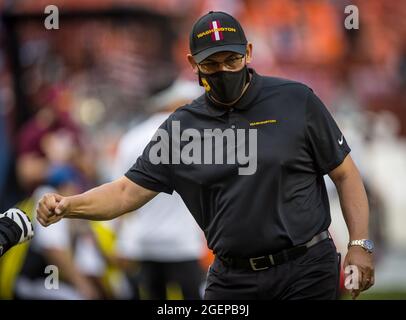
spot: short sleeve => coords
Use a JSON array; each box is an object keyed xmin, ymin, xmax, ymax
[
  {"xmin": 305, "ymin": 89, "xmax": 351, "ymax": 174},
  {"xmin": 125, "ymin": 119, "xmax": 174, "ymax": 194}
]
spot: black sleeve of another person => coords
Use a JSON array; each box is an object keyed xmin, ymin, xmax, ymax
[
  {"xmin": 0, "ymin": 217, "xmax": 22, "ymax": 257},
  {"xmin": 125, "ymin": 118, "xmax": 174, "ymax": 194},
  {"xmin": 305, "ymin": 89, "xmax": 351, "ymax": 175}
]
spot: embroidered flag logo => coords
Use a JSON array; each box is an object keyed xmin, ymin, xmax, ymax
[
  {"xmin": 196, "ymin": 22, "xmax": 236, "ymax": 39},
  {"xmin": 210, "ymin": 20, "xmax": 223, "ymax": 41}
]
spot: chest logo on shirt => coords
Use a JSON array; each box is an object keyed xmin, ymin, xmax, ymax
[{"xmin": 249, "ymin": 119, "xmax": 277, "ymax": 126}]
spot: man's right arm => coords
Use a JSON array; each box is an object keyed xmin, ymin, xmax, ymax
[{"xmin": 37, "ymin": 176, "xmax": 158, "ymax": 227}]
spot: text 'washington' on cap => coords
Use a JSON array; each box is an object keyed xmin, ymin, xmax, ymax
[{"xmin": 189, "ymin": 11, "xmax": 248, "ymax": 63}]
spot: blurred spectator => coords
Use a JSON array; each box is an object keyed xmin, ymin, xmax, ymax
[
  {"xmin": 16, "ymin": 85, "xmax": 96, "ymax": 193},
  {"xmin": 113, "ymin": 79, "xmax": 207, "ymax": 300}
]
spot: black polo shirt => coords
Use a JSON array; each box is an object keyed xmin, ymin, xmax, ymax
[{"xmin": 126, "ymin": 68, "xmax": 351, "ymax": 258}]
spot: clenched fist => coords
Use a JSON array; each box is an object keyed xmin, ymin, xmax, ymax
[{"xmin": 36, "ymin": 193, "xmax": 70, "ymax": 227}]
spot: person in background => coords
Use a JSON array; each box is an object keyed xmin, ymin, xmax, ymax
[
  {"xmin": 16, "ymin": 85, "xmax": 96, "ymax": 194},
  {"xmin": 113, "ymin": 79, "xmax": 207, "ymax": 299}
]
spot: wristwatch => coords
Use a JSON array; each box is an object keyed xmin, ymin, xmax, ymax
[{"xmin": 348, "ymin": 239, "xmax": 374, "ymax": 253}]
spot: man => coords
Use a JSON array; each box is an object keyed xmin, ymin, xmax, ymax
[
  {"xmin": 113, "ymin": 79, "xmax": 206, "ymax": 299},
  {"xmin": 0, "ymin": 208, "xmax": 34, "ymax": 257},
  {"xmin": 37, "ymin": 11, "xmax": 374, "ymax": 300}
]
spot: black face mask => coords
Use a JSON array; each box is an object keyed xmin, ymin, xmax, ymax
[{"xmin": 199, "ymin": 66, "xmax": 249, "ymax": 104}]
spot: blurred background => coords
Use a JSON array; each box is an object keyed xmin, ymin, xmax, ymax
[{"xmin": 0, "ymin": 0, "xmax": 405, "ymax": 300}]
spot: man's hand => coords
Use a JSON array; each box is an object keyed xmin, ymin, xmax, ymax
[
  {"xmin": 344, "ymin": 246, "xmax": 374, "ymax": 299},
  {"xmin": 36, "ymin": 193, "xmax": 69, "ymax": 227}
]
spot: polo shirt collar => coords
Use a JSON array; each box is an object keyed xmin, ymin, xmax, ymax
[{"xmin": 205, "ymin": 68, "xmax": 262, "ymax": 116}]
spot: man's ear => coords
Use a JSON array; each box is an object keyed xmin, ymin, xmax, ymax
[
  {"xmin": 187, "ymin": 54, "xmax": 199, "ymax": 74},
  {"xmin": 246, "ymin": 43, "xmax": 253, "ymax": 64}
]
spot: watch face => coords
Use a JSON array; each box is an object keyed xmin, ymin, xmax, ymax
[{"xmin": 364, "ymin": 240, "xmax": 374, "ymax": 251}]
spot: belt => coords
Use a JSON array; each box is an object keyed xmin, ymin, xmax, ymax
[{"xmin": 218, "ymin": 230, "xmax": 331, "ymax": 271}]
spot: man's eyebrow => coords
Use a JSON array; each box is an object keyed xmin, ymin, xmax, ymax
[{"xmin": 202, "ymin": 53, "xmax": 239, "ymax": 63}]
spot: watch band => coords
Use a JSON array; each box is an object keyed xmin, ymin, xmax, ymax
[
  {"xmin": 348, "ymin": 240, "xmax": 365, "ymax": 248},
  {"xmin": 348, "ymin": 239, "xmax": 373, "ymax": 253}
]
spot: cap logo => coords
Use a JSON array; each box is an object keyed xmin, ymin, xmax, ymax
[{"xmin": 196, "ymin": 20, "xmax": 236, "ymax": 40}]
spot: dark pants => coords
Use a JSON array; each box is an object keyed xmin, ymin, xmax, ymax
[
  {"xmin": 139, "ymin": 260, "xmax": 204, "ymax": 300},
  {"xmin": 204, "ymin": 238, "xmax": 341, "ymax": 300}
]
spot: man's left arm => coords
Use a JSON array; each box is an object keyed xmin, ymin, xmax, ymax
[{"xmin": 329, "ymin": 154, "xmax": 374, "ymax": 299}]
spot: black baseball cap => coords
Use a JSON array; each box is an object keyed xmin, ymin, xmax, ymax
[{"xmin": 189, "ymin": 11, "xmax": 247, "ymax": 63}]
